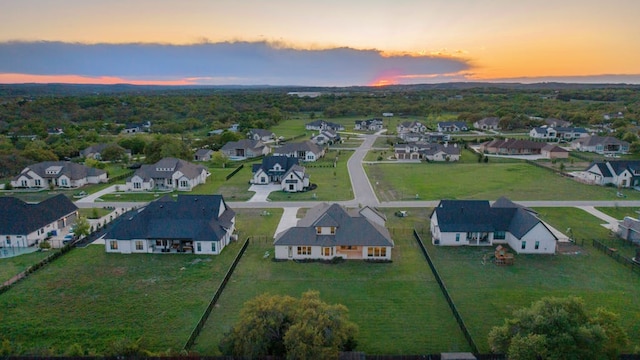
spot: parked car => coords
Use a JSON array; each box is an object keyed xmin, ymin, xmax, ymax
[{"xmin": 62, "ymin": 233, "xmax": 75, "ymax": 245}]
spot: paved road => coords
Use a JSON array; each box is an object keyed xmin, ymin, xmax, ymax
[{"xmin": 346, "ymin": 133, "xmax": 381, "ymax": 207}]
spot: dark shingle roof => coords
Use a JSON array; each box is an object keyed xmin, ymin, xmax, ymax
[
  {"xmin": 275, "ymin": 203, "xmax": 393, "ymax": 247},
  {"xmin": 275, "ymin": 140, "xmax": 322, "ymax": 156},
  {"xmin": 0, "ymin": 194, "xmax": 77, "ymax": 234},
  {"xmin": 14, "ymin": 161, "xmax": 106, "ymax": 180},
  {"xmin": 132, "ymin": 158, "xmax": 206, "ymax": 181},
  {"xmin": 106, "ymin": 195, "xmax": 234, "ymax": 242}
]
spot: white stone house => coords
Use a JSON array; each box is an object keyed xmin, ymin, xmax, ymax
[
  {"xmin": 582, "ymin": 160, "xmax": 640, "ymax": 188},
  {"xmin": 571, "ymin": 136, "xmax": 629, "ymax": 155},
  {"xmin": 125, "ymin": 158, "xmax": 208, "ymax": 191},
  {"xmin": 251, "ymin": 155, "xmax": 310, "ymax": 192},
  {"xmin": 273, "ymin": 140, "xmax": 324, "ymax": 162},
  {"xmin": 11, "ymin": 161, "xmax": 107, "ymax": 189}
]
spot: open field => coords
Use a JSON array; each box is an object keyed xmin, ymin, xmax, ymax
[
  {"xmin": 366, "ymin": 160, "xmax": 640, "ymax": 201},
  {"xmin": 0, "ymin": 250, "xmax": 50, "ymax": 284},
  {"xmin": 194, "ymin": 232, "xmax": 469, "ymax": 355},
  {"xmin": 425, "ymin": 215, "xmax": 640, "ymax": 353},
  {"xmin": 267, "ymin": 150, "xmax": 353, "ymax": 202}
]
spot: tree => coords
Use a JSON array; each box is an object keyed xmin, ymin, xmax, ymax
[
  {"xmin": 488, "ymin": 296, "xmax": 628, "ymax": 360},
  {"xmin": 73, "ymin": 217, "xmax": 91, "ymax": 238},
  {"xmin": 100, "ymin": 144, "xmax": 127, "ymax": 162},
  {"xmin": 220, "ymin": 291, "xmax": 358, "ymax": 360},
  {"xmin": 211, "ymin": 151, "xmax": 229, "ymax": 168}
]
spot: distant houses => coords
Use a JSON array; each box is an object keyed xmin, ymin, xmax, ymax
[
  {"xmin": 479, "ymin": 139, "xmax": 546, "ymax": 156},
  {"xmin": 305, "ymin": 120, "xmax": 344, "ymax": 132},
  {"xmin": 437, "ymin": 121, "xmax": 468, "ymax": 132},
  {"xmin": 193, "ymin": 149, "xmax": 214, "ymax": 162},
  {"xmin": 251, "ymin": 155, "xmax": 310, "ymax": 192},
  {"xmin": 571, "ymin": 135, "xmax": 629, "ymax": 155},
  {"xmin": 582, "ymin": 160, "xmax": 640, "ymax": 188},
  {"xmin": 311, "ymin": 129, "xmax": 341, "ymax": 145},
  {"xmin": 394, "ymin": 142, "xmax": 461, "ymax": 161},
  {"xmin": 11, "ymin": 161, "xmax": 108, "ymax": 189},
  {"xmin": 473, "ymin": 117, "xmax": 500, "ymax": 131},
  {"xmin": 125, "ymin": 158, "xmax": 208, "ymax": 191},
  {"xmin": 121, "ymin": 121, "xmax": 151, "ymax": 134},
  {"xmin": 81, "ymin": 143, "xmax": 130, "ymax": 160},
  {"xmin": 529, "ymin": 126, "xmax": 589, "ymax": 141},
  {"xmin": 354, "ymin": 118, "xmax": 384, "ymax": 131},
  {"xmin": 221, "ymin": 139, "xmax": 271, "ymax": 160},
  {"xmin": 273, "ymin": 140, "xmax": 325, "ymax": 162},
  {"xmin": 248, "ymin": 129, "xmax": 275, "ymax": 142}
]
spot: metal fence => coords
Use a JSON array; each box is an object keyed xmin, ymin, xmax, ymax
[
  {"xmin": 413, "ymin": 229, "xmax": 479, "ymax": 354},
  {"xmin": 183, "ymin": 237, "xmax": 250, "ymax": 351},
  {"xmin": 592, "ymin": 239, "xmax": 640, "ymax": 273}
]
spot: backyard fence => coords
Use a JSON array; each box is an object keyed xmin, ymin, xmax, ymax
[
  {"xmin": 225, "ymin": 164, "xmax": 244, "ymax": 181},
  {"xmin": 413, "ymin": 229, "xmax": 479, "ymax": 354},
  {"xmin": 183, "ymin": 237, "xmax": 250, "ymax": 351},
  {"xmin": 108, "ymin": 170, "xmax": 135, "ymax": 184},
  {"xmin": 525, "ymin": 159, "xmax": 569, "ymax": 177},
  {"xmin": 592, "ymin": 239, "xmax": 640, "ymax": 273}
]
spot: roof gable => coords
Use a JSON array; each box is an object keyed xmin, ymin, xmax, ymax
[{"xmin": 0, "ymin": 194, "xmax": 78, "ymax": 234}]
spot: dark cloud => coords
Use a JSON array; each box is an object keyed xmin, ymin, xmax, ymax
[{"xmin": 0, "ymin": 41, "xmax": 471, "ymax": 85}]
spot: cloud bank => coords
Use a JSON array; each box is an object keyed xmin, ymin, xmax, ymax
[{"xmin": 0, "ymin": 41, "xmax": 471, "ymax": 86}]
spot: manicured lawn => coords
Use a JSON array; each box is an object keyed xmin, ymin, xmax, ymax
[
  {"xmin": 194, "ymin": 231, "xmax": 469, "ymax": 355},
  {"xmin": 267, "ymin": 150, "xmax": 353, "ymax": 202},
  {"xmin": 0, "ymin": 242, "xmax": 243, "ymax": 355},
  {"xmin": 78, "ymin": 208, "xmax": 112, "ymax": 219},
  {"xmin": 425, "ymin": 230, "xmax": 640, "ymax": 353},
  {"xmin": 0, "ymin": 250, "xmax": 50, "ymax": 284},
  {"xmin": 596, "ymin": 207, "xmax": 640, "ymax": 221},
  {"xmin": 366, "ymin": 161, "xmax": 640, "ymax": 201}
]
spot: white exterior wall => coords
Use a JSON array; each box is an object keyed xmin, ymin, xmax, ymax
[
  {"xmin": 508, "ymin": 223, "xmax": 556, "ymax": 254},
  {"xmin": 105, "ymin": 239, "xmax": 133, "ymax": 254},
  {"xmin": 194, "ymin": 241, "xmax": 223, "ymax": 255},
  {"xmin": 437, "ymin": 232, "xmax": 470, "ymax": 246},
  {"xmin": 362, "ymin": 246, "xmax": 392, "ymax": 260}
]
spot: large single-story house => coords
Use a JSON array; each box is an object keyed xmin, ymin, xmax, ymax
[
  {"xmin": 0, "ymin": 194, "xmax": 78, "ymax": 248},
  {"xmin": 125, "ymin": 158, "xmax": 209, "ymax": 191},
  {"xmin": 305, "ymin": 120, "xmax": 344, "ymax": 132},
  {"xmin": 248, "ymin": 129, "xmax": 275, "ymax": 142},
  {"xmin": 473, "ymin": 117, "xmax": 501, "ymax": 130},
  {"xmin": 394, "ymin": 142, "xmax": 461, "ymax": 161},
  {"xmin": 193, "ymin": 149, "xmax": 214, "ymax": 162},
  {"xmin": 220, "ymin": 139, "xmax": 270, "ymax": 160},
  {"xmin": 530, "ymin": 126, "xmax": 588, "ymax": 141},
  {"xmin": 273, "ymin": 140, "xmax": 325, "ymax": 162},
  {"xmin": 81, "ymin": 143, "xmax": 130, "ymax": 160},
  {"xmin": 582, "ymin": 160, "xmax": 640, "ymax": 188},
  {"xmin": 121, "ymin": 121, "xmax": 151, "ymax": 134},
  {"xmin": 354, "ymin": 118, "xmax": 384, "ymax": 131},
  {"xmin": 397, "ymin": 121, "xmax": 427, "ymax": 134},
  {"xmin": 11, "ymin": 161, "xmax": 108, "ymax": 189},
  {"xmin": 311, "ymin": 129, "xmax": 341, "ymax": 145},
  {"xmin": 105, "ymin": 195, "xmax": 235, "ymax": 255},
  {"xmin": 274, "ymin": 203, "xmax": 394, "ymax": 260},
  {"xmin": 430, "ymin": 197, "xmax": 557, "ymax": 254},
  {"xmin": 251, "ymin": 155, "xmax": 310, "ymax": 192},
  {"xmin": 571, "ymin": 135, "xmax": 630, "ymax": 155},
  {"xmin": 541, "ymin": 144, "xmax": 569, "ymax": 159},
  {"xmin": 437, "ymin": 121, "xmax": 468, "ymax": 132},
  {"xmin": 479, "ymin": 139, "xmax": 546, "ymax": 155}
]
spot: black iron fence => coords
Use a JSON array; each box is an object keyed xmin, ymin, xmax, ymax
[
  {"xmin": 592, "ymin": 239, "xmax": 640, "ymax": 273},
  {"xmin": 183, "ymin": 237, "xmax": 250, "ymax": 351}
]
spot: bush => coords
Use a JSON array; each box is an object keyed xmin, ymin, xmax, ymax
[{"xmin": 39, "ymin": 241, "xmax": 51, "ymax": 250}]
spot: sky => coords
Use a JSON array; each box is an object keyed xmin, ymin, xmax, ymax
[{"xmin": 1, "ymin": 0, "xmax": 639, "ymax": 86}]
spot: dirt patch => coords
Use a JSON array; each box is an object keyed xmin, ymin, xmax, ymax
[
  {"xmin": 557, "ymin": 241, "xmax": 588, "ymax": 255},
  {"xmin": 111, "ymin": 267, "xmax": 127, "ymax": 276}
]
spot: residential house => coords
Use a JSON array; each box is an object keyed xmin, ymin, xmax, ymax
[
  {"xmin": 603, "ymin": 112, "xmax": 624, "ymax": 121},
  {"xmin": 437, "ymin": 121, "xmax": 468, "ymax": 132},
  {"xmin": 193, "ymin": 149, "xmax": 214, "ymax": 162},
  {"xmin": 582, "ymin": 160, "xmax": 640, "ymax": 188},
  {"xmin": 354, "ymin": 118, "xmax": 384, "ymax": 131},
  {"xmin": 248, "ymin": 129, "xmax": 275, "ymax": 142},
  {"xmin": 571, "ymin": 135, "xmax": 629, "ymax": 155},
  {"xmin": 121, "ymin": 121, "xmax": 151, "ymax": 134},
  {"xmin": 529, "ymin": 126, "xmax": 557, "ymax": 140},
  {"xmin": 382, "ymin": 112, "xmax": 394, "ymax": 117},
  {"xmin": 125, "ymin": 158, "xmax": 208, "ymax": 191},
  {"xmin": 530, "ymin": 126, "xmax": 588, "ymax": 141},
  {"xmin": 544, "ymin": 118, "xmax": 571, "ymax": 127},
  {"xmin": 479, "ymin": 139, "xmax": 546, "ymax": 155},
  {"xmin": 81, "ymin": 143, "xmax": 130, "ymax": 160},
  {"xmin": 274, "ymin": 203, "xmax": 394, "ymax": 260},
  {"xmin": 430, "ymin": 197, "xmax": 557, "ymax": 254},
  {"xmin": 251, "ymin": 155, "xmax": 310, "ymax": 192},
  {"xmin": 305, "ymin": 120, "xmax": 344, "ymax": 132},
  {"xmin": 105, "ymin": 195, "xmax": 235, "ymax": 255},
  {"xmin": 273, "ymin": 140, "xmax": 325, "ymax": 162},
  {"xmin": 394, "ymin": 142, "xmax": 461, "ymax": 161},
  {"xmin": 221, "ymin": 139, "xmax": 270, "ymax": 160},
  {"xmin": 11, "ymin": 161, "xmax": 108, "ymax": 189},
  {"xmin": 618, "ymin": 215, "xmax": 640, "ymax": 244},
  {"xmin": 0, "ymin": 194, "xmax": 78, "ymax": 248},
  {"xmin": 397, "ymin": 121, "xmax": 427, "ymax": 140},
  {"xmin": 311, "ymin": 129, "xmax": 341, "ymax": 145},
  {"xmin": 228, "ymin": 123, "xmax": 240, "ymax": 132},
  {"xmin": 541, "ymin": 144, "xmax": 569, "ymax": 159},
  {"xmin": 473, "ymin": 117, "xmax": 501, "ymax": 131}
]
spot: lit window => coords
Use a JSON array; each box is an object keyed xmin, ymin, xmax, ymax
[
  {"xmin": 110, "ymin": 241, "xmax": 118, "ymax": 250},
  {"xmin": 135, "ymin": 241, "xmax": 143, "ymax": 250},
  {"xmin": 297, "ymin": 246, "xmax": 311, "ymax": 255}
]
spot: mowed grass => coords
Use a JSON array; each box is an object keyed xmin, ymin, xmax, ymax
[
  {"xmin": 267, "ymin": 151, "xmax": 354, "ymax": 202},
  {"xmin": 596, "ymin": 207, "xmax": 640, "ymax": 221},
  {"xmin": 194, "ymin": 232, "xmax": 469, "ymax": 355},
  {"xmin": 0, "ymin": 250, "xmax": 50, "ymax": 284},
  {"xmin": 0, "ymin": 242, "xmax": 243, "ymax": 355},
  {"xmin": 366, "ymin": 161, "xmax": 640, "ymax": 201},
  {"xmin": 427, "ymin": 207, "xmax": 640, "ymax": 353}
]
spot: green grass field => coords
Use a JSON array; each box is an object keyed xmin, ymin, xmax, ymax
[
  {"xmin": 0, "ymin": 250, "xmax": 51, "ymax": 284},
  {"xmin": 78, "ymin": 207, "xmax": 113, "ymax": 219},
  {"xmin": 366, "ymin": 160, "xmax": 640, "ymax": 201},
  {"xmin": 193, "ymin": 232, "xmax": 469, "ymax": 355},
  {"xmin": 596, "ymin": 207, "xmax": 640, "ymax": 221}
]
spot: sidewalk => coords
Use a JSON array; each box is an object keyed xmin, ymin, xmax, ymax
[
  {"xmin": 75, "ymin": 185, "xmax": 119, "ymax": 203},
  {"xmin": 274, "ymin": 207, "xmax": 300, "ymax": 238},
  {"xmin": 577, "ymin": 206, "xmax": 620, "ymax": 232}
]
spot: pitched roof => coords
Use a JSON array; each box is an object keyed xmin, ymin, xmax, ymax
[
  {"xmin": 275, "ymin": 140, "xmax": 323, "ymax": 155},
  {"xmin": 573, "ymin": 135, "xmax": 629, "ymax": 147},
  {"xmin": 252, "ymin": 155, "xmax": 300, "ymax": 174},
  {"xmin": 14, "ymin": 161, "xmax": 106, "ymax": 180},
  {"xmin": 249, "ymin": 128, "xmax": 274, "ymax": 137},
  {"xmin": 195, "ymin": 148, "xmax": 213, "ymax": 157},
  {"xmin": 0, "ymin": 194, "xmax": 77, "ymax": 234},
  {"xmin": 542, "ymin": 144, "xmax": 569, "ymax": 153},
  {"xmin": 476, "ymin": 117, "xmax": 500, "ymax": 126},
  {"xmin": 438, "ymin": 121, "xmax": 468, "ymax": 128},
  {"xmin": 482, "ymin": 138, "xmax": 545, "ymax": 150},
  {"xmin": 132, "ymin": 158, "xmax": 206, "ymax": 181},
  {"xmin": 275, "ymin": 203, "xmax": 393, "ymax": 247},
  {"xmin": 106, "ymin": 195, "xmax": 234, "ymax": 242},
  {"xmin": 220, "ymin": 139, "xmax": 266, "ymax": 152}
]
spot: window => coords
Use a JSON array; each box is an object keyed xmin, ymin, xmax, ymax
[
  {"xmin": 134, "ymin": 182, "xmax": 141, "ymax": 189},
  {"xmin": 60, "ymin": 179, "xmax": 68, "ymax": 186},
  {"xmin": 197, "ymin": 242, "xmax": 201, "ymax": 252},
  {"xmin": 340, "ymin": 246, "xmax": 356, "ymax": 250},
  {"xmin": 180, "ymin": 180, "xmax": 188, "ymax": 188},
  {"xmin": 521, "ymin": 241, "xmax": 526, "ymax": 250},
  {"xmin": 466, "ymin": 232, "xmax": 472, "ymax": 240},
  {"xmin": 330, "ymin": 226, "xmax": 336, "ymax": 235},
  {"xmin": 21, "ymin": 180, "xmax": 27, "ymax": 187},
  {"xmin": 135, "ymin": 241, "xmax": 143, "ymax": 250},
  {"xmin": 494, "ymin": 231, "xmax": 506, "ymax": 240},
  {"xmin": 5, "ymin": 236, "xmax": 10, "ymax": 245},
  {"xmin": 323, "ymin": 247, "xmax": 333, "ymax": 257},
  {"xmin": 367, "ymin": 247, "xmax": 387, "ymax": 257},
  {"xmin": 289, "ymin": 184, "xmax": 294, "ymax": 191},
  {"xmin": 316, "ymin": 227, "xmax": 322, "ymax": 234},
  {"xmin": 110, "ymin": 240, "xmax": 118, "ymax": 250},
  {"xmin": 261, "ymin": 176, "xmax": 266, "ymax": 183},
  {"xmin": 211, "ymin": 242, "xmax": 216, "ymax": 252},
  {"xmin": 167, "ymin": 178, "xmax": 172, "ymax": 185},
  {"xmin": 35, "ymin": 179, "xmax": 41, "ymax": 186},
  {"xmin": 297, "ymin": 246, "xmax": 311, "ymax": 255},
  {"xmin": 455, "ymin": 234, "xmax": 460, "ymax": 242},
  {"xmin": 535, "ymin": 241, "xmax": 540, "ymax": 250}
]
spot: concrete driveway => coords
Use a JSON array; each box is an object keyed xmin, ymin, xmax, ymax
[{"xmin": 248, "ymin": 183, "xmax": 281, "ymax": 202}]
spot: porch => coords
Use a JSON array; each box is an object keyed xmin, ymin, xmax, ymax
[
  {"xmin": 335, "ymin": 246, "xmax": 363, "ymax": 259},
  {"xmin": 466, "ymin": 232, "xmax": 491, "ymax": 246},
  {"xmin": 151, "ymin": 239, "xmax": 194, "ymax": 254}
]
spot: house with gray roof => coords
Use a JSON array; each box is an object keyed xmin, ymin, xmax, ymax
[
  {"xmin": 105, "ymin": 195, "xmax": 235, "ymax": 255},
  {"xmin": 1, "ymin": 194, "xmax": 78, "ymax": 249},
  {"xmin": 583, "ymin": 160, "xmax": 640, "ymax": 188},
  {"xmin": 305, "ymin": 120, "xmax": 344, "ymax": 132},
  {"xmin": 430, "ymin": 197, "xmax": 557, "ymax": 254},
  {"xmin": 354, "ymin": 118, "xmax": 384, "ymax": 131},
  {"xmin": 11, "ymin": 161, "xmax": 108, "ymax": 189},
  {"xmin": 571, "ymin": 135, "xmax": 629, "ymax": 155},
  {"xmin": 221, "ymin": 139, "xmax": 270, "ymax": 160},
  {"xmin": 251, "ymin": 155, "xmax": 310, "ymax": 192},
  {"xmin": 311, "ymin": 129, "xmax": 340, "ymax": 145},
  {"xmin": 395, "ymin": 142, "xmax": 461, "ymax": 161},
  {"xmin": 397, "ymin": 121, "xmax": 427, "ymax": 140},
  {"xmin": 274, "ymin": 203, "xmax": 393, "ymax": 260},
  {"xmin": 618, "ymin": 215, "xmax": 640, "ymax": 245},
  {"xmin": 479, "ymin": 138, "xmax": 546, "ymax": 155},
  {"xmin": 530, "ymin": 126, "xmax": 588, "ymax": 141},
  {"xmin": 125, "ymin": 158, "xmax": 209, "ymax": 191},
  {"xmin": 473, "ymin": 117, "xmax": 501, "ymax": 130},
  {"xmin": 194, "ymin": 149, "xmax": 214, "ymax": 162},
  {"xmin": 248, "ymin": 129, "xmax": 275, "ymax": 142},
  {"xmin": 82, "ymin": 143, "xmax": 131, "ymax": 160},
  {"xmin": 273, "ymin": 140, "xmax": 324, "ymax": 162},
  {"xmin": 437, "ymin": 121, "xmax": 468, "ymax": 132}
]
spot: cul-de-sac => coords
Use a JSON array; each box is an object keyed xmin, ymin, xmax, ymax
[{"xmin": 1, "ymin": 85, "xmax": 640, "ymax": 359}]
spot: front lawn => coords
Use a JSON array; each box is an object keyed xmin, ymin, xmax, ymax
[
  {"xmin": 596, "ymin": 207, "xmax": 640, "ymax": 221},
  {"xmin": 194, "ymin": 232, "xmax": 469, "ymax": 355}
]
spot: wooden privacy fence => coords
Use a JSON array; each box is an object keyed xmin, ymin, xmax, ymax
[
  {"xmin": 183, "ymin": 237, "xmax": 250, "ymax": 351},
  {"xmin": 592, "ymin": 239, "xmax": 640, "ymax": 273},
  {"xmin": 413, "ymin": 229, "xmax": 479, "ymax": 354}
]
